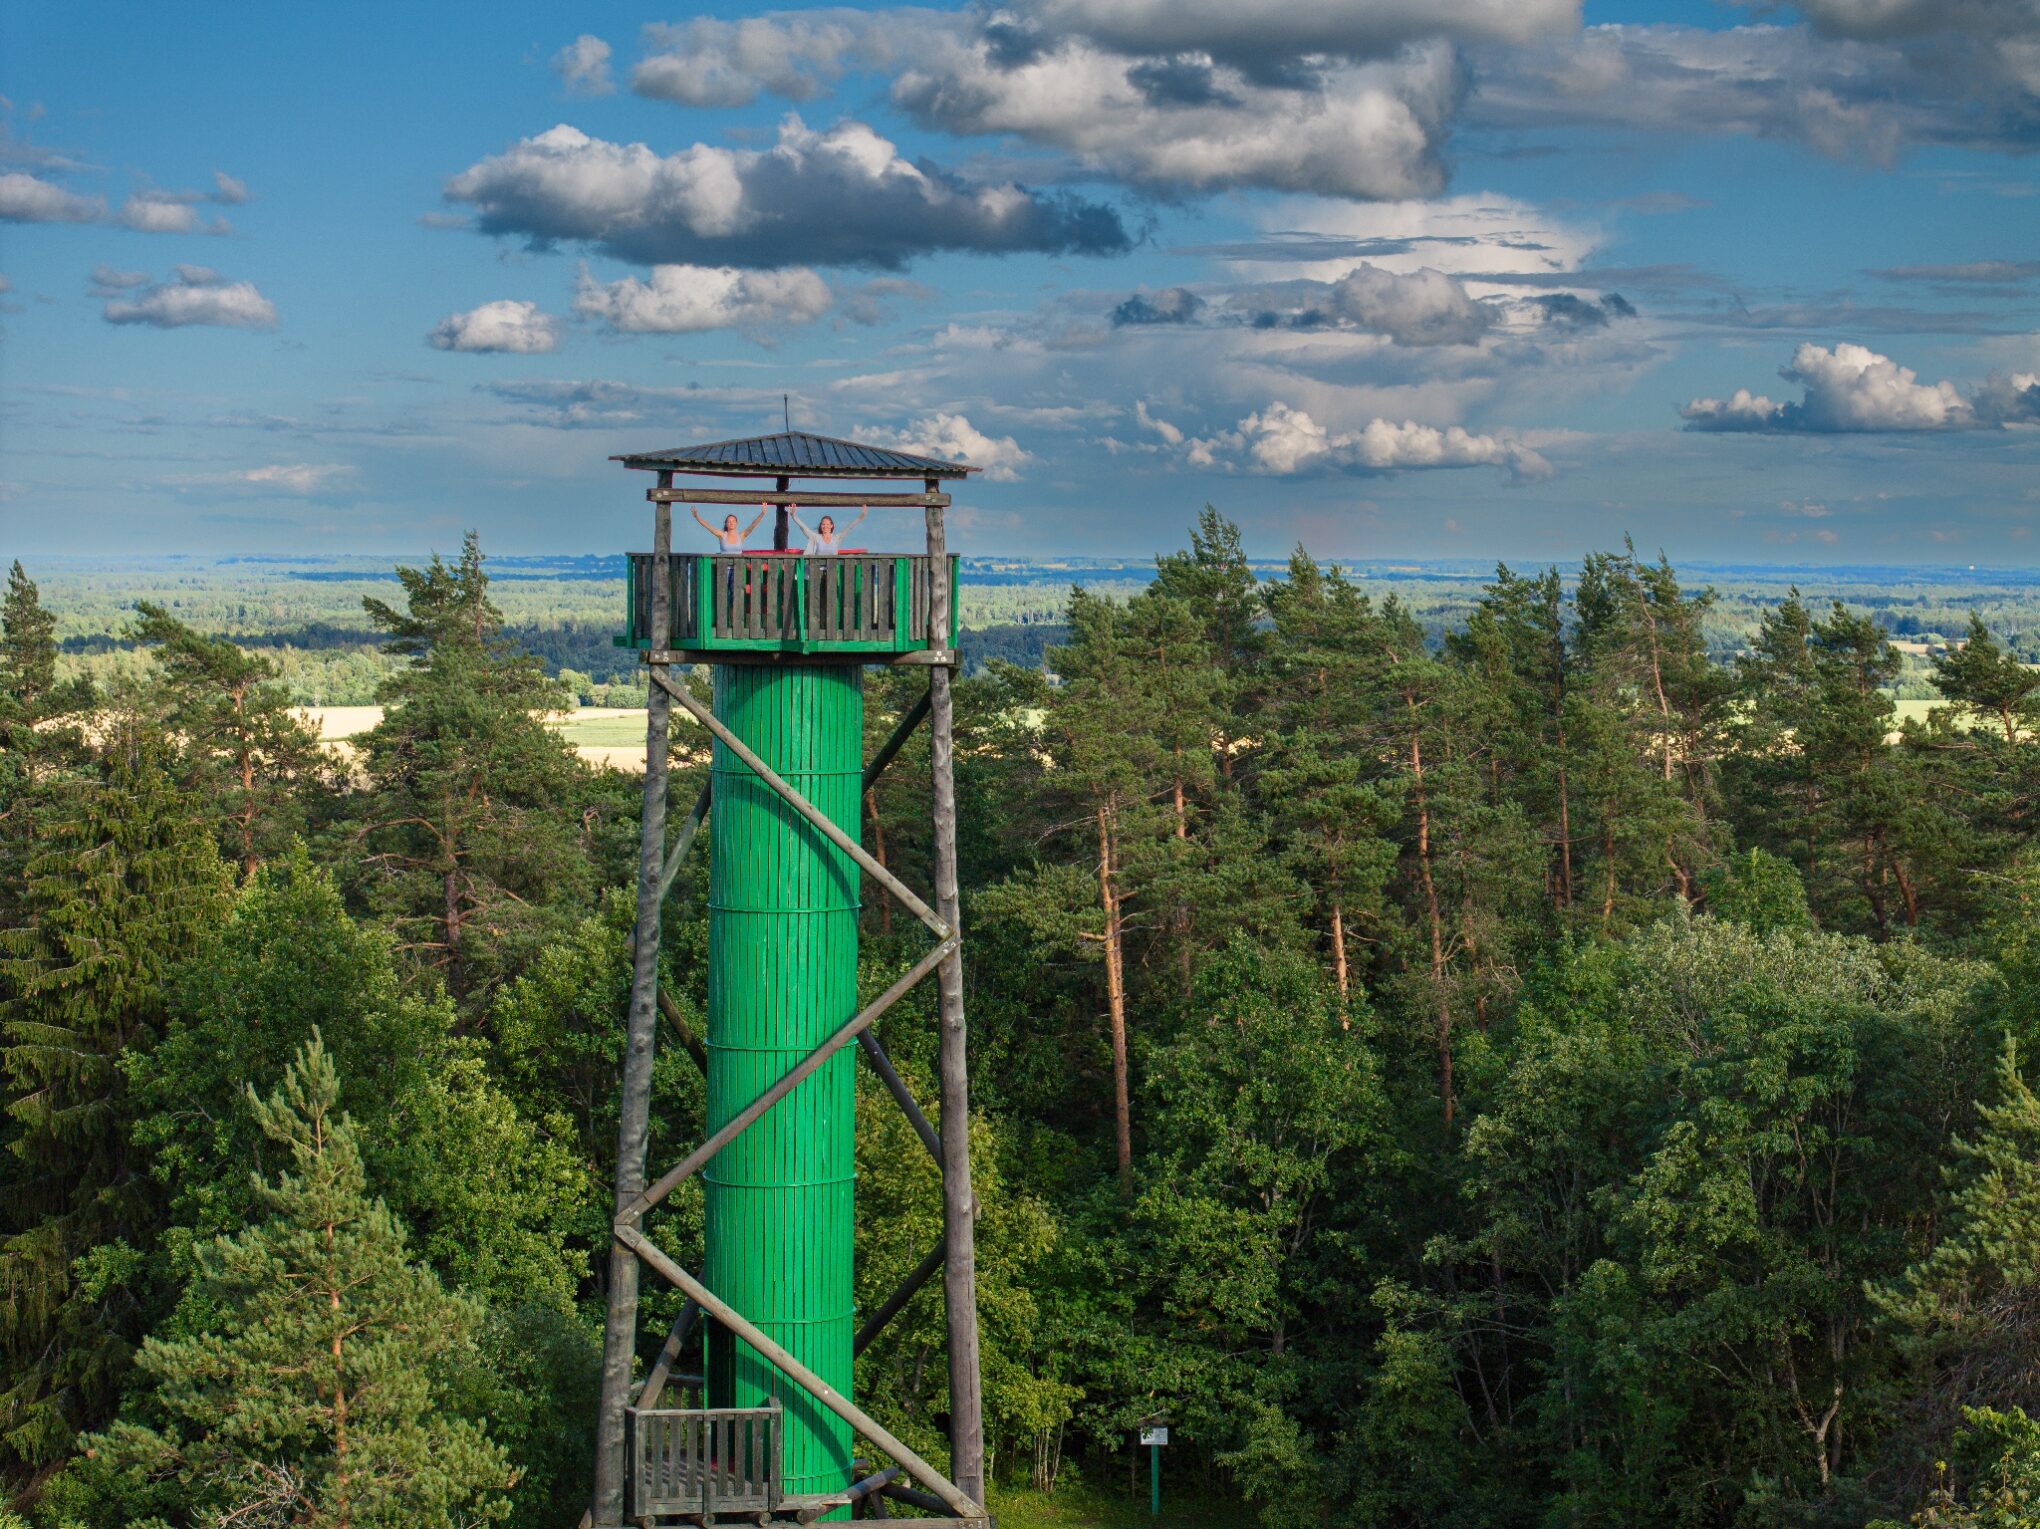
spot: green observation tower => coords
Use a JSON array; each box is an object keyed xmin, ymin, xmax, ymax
[{"xmin": 588, "ymin": 432, "xmax": 990, "ymax": 1529}]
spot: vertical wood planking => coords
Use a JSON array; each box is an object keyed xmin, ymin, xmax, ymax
[{"xmin": 706, "ymin": 660, "xmax": 862, "ymax": 1513}]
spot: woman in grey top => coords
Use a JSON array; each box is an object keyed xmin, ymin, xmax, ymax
[{"xmin": 792, "ymin": 506, "xmax": 868, "ymax": 555}]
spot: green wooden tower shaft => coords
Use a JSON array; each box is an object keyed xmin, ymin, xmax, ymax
[{"xmin": 705, "ymin": 661, "xmax": 862, "ymax": 1505}]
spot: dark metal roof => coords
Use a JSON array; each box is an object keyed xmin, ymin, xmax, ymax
[{"xmin": 613, "ymin": 430, "xmax": 976, "ymax": 480}]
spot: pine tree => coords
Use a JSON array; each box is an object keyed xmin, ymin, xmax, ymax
[
  {"xmin": 81, "ymin": 1034, "xmax": 514, "ymax": 1529},
  {"xmin": 350, "ymin": 533, "xmax": 590, "ymax": 1006},
  {"xmin": 131, "ymin": 601, "xmax": 326, "ymax": 880},
  {"xmin": 0, "ymin": 735, "xmax": 230, "ymax": 1473},
  {"xmin": 1450, "ymin": 565, "xmax": 1577, "ymax": 915},
  {"xmin": 1262, "ymin": 554, "xmax": 1399, "ymax": 1007},
  {"xmin": 1935, "ymin": 614, "xmax": 2040, "ymax": 744},
  {"xmin": 1572, "ymin": 545, "xmax": 1726, "ymax": 914}
]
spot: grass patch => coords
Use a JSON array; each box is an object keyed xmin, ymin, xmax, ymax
[
  {"xmin": 552, "ymin": 711, "xmax": 653, "ymax": 747},
  {"xmin": 984, "ymin": 1478, "xmax": 1242, "ymax": 1529}
]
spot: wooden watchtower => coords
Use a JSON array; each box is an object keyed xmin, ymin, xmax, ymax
[{"xmin": 590, "ymin": 432, "xmax": 988, "ymax": 1527}]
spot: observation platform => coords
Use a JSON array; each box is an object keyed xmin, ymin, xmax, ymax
[{"xmin": 617, "ymin": 551, "xmax": 959, "ymax": 659}]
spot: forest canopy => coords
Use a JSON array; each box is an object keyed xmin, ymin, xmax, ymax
[{"xmin": 7, "ymin": 518, "xmax": 2040, "ymax": 1528}]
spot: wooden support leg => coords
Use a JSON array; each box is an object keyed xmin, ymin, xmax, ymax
[
  {"xmin": 594, "ymin": 483, "xmax": 675, "ymax": 1524},
  {"xmin": 924, "ymin": 491, "xmax": 986, "ymax": 1508}
]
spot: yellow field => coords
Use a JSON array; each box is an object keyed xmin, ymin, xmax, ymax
[{"xmin": 299, "ymin": 706, "xmax": 672, "ymax": 772}]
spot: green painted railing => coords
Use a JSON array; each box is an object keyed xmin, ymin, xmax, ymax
[{"xmin": 619, "ymin": 553, "xmax": 959, "ymax": 654}]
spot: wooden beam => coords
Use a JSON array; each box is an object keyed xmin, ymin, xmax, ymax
[
  {"xmin": 635, "ymin": 1298, "xmax": 701, "ymax": 1410},
  {"xmin": 613, "ymin": 1226, "xmax": 988, "ymax": 1523},
  {"xmin": 643, "ymin": 648, "xmax": 956, "ymax": 669},
  {"xmin": 648, "ymin": 488, "xmax": 950, "ymax": 509},
  {"xmin": 649, "ymin": 667, "xmax": 949, "ymax": 939},
  {"xmin": 593, "ymin": 475, "xmax": 675, "ymax": 1523},
  {"xmin": 885, "ymin": 649, "xmax": 960, "ymax": 668},
  {"xmin": 620, "ymin": 934, "xmax": 957, "ymax": 1222},
  {"xmin": 655, "ymin": 986, "xmax": 707, "ymax": 1075},
  {"xmin": 657, "ymin": 778, "xmax": 712, "ymax": 903},
  {"xmin": 853, "ymin": 1238, "xmax": 945, "ymax": 1358},
  {"xmin": 856, "ymin": 1031, "xmax": 940, "ymax": 1163},
  {"xmin": 862, "ymin": 687, "xmax": 931, "ymax": 792},
  {"xmin": 925, "ymin": 482, "xmax": 987, "ymax": 1510}
]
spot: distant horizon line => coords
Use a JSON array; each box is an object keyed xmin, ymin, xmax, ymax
[{"xmin": 16, "ymin": 550, "xmax": 2040, "ymax": 582}]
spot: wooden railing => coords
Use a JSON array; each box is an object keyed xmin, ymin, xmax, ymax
[
  {"xmin": 622, "ymin": 553, "xmax": 957, "ymax": 654},
  {"xmin": 627, "ymin": 1404, "xmax": 781, "ymax": 1519}
]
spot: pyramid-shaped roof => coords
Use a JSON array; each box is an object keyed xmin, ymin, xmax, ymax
[{"xmin": 613, "ymin": 430, "xmax": 976, "ymax": 480}]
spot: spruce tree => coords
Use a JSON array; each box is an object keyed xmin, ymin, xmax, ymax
[
  {"xmin": 350, "ymin": 533, "xmax": 589, "ymax": 1005},
  {"xmin": 0, "ymin": 735, "xmax": 230, "ymax": 1472},
  {"xmin": 0, "ymin": 562, "xmax": 94, "ymax": 928},
  {"xmin": 130, "ymin": 601, "xmax": 325, "ymax": 880},
  {"xmin": 81, "ymin": 1034, "xmax": 514, "ymax": 1529}
]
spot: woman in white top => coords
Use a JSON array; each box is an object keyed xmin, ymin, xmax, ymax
[
  {"xmin": 792, "ymin": 506, "xmax": 867, "ymax": 555},
  {"xmin": 692, "ymin": 504, "xmax": 767, "ymax": 551}
]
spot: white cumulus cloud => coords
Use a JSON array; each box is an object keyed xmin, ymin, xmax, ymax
[
  {"xmin": 1321, "ymin": 263, "xmax": 1492, "ymax": 344},
  {"xmin": 892, "ymin": 35, "xmax": 1462, "ymax": 200},
  {"xmin": 1682, "ymin": 342, "xmax": 1989, "ymax": 432},
  {"xmin": 116, "ymin": 190, "xmax": 229, "ymax": 235},
  {"xmin": 428, "ymin": 299, "xmax": 563, "ymax": 353},
  {"xmin": 1197, "ymin": 401, "xmax": 1552, "ymax": 478},
  {"xmin": 0, "ymin": 170, "xmax": 102, "ymax": 223},
  {"xmin": 871, "ymin": 412, "xmax": 1034, "ymax": 480},
  {"xmin": 101, "ymin": 266, "xmax": 277, "ymax": 329},
  {"xmin": 633, "ymin": 14, "xmax": 870, "ymax": 107},
  {"xmin": 443, "ymin": 116, "xmax": 1129, "ymax": 269},
  {"xmin": 572, "ymin": 263, "xmax": 832, "ymax": 333},
  {"xmin": 554, "ymin": 34, "xmax": 616, "ymax": 96}
]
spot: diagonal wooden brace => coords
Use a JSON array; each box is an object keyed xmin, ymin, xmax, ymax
[
  {"xmin": 854, "ymin": 1238, "xmax": 946, "ymax": 1358},
  {"xmin": 651, "ymin": 668, "xmax": 949, "ymax": 939},
  {"xmin": 657, "ymin": 778, "xmax": 713, "ymax": 903},
  {"xmin": 654, "ymin": 685, "xmax": 925, "ymax": 907},
  {"xmin": 863, "ymin": 687, "xmax": 931, "ymax": 792},
  {"xmin": 620, "ymin": 934, "xmax": 957, "ymax": 1225},
  {"xmin": 857, "ymin": 1030, "xmax": 942, "ymax": 1163},
  {"xmin": 615, "ymin": 1223, "xmax": 986, "ymax": 1522}
]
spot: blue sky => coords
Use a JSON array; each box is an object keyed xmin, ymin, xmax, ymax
[{"xmin": 3, "ymin": 0, "xmax": 2037, "ymax": 563}]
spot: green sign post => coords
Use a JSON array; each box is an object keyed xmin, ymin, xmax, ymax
[{"xmin": 1139, "ymin": 1425, "xmax": 1168, "ymax": 1516}]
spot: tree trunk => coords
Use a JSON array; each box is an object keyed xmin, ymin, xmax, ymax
[
  {"xmin": 442, "ymin": 866, "xmax": 465, "ymax": 999},
  {"xmin": 235, "ymin": 683, "xmax": 258, "ymax": 880},
  {"xmin": 1172, "ymin": 774, "xmax": 1191, "ymax": 996},
  {"xmin": 1643, "ymin": 606, "xmax": 1675, "ymax": 782},
  {"xmin": 1601, "ymin": 819, "xmax": 1617, "ymax": 926},
  {"xmin": 866, "ymin": 787, "xmax": 892, "ymax": 939},
  {"xmin": 1554, "ymin": 756, "xmax": 1574, "ymax": 911},
  {"xmin": 328, "ymin": 1197, "xmax": 351, "ymax": 1529},
  {"xmin": 1329, "ymin": 902, "xmax": 1350, "ymax": 1018},
  {"xmin": 1097, "ymin": 802, "xmax": 1133, "ymax": 1186},
  {"xmin": 1407, "ymin": 719, "xmax": 1454, "ymax": 1126}
]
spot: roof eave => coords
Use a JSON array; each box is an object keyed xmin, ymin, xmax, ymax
[{"xmin": 610, "ymin": 456, "xmax": 977, "ymax": 480}]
